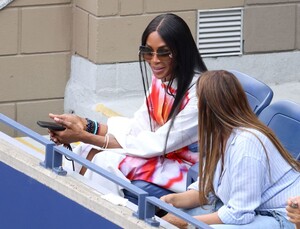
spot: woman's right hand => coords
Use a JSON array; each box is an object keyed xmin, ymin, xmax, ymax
[
  {"xmin": 48, "ymin": 113, "xmax": 87, "ymax": 145},
  {"xmin": 286, "ymin": 196, "xmax": 300, "ymax": 229}
]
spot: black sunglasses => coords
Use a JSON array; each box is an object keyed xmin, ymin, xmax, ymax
[{"xmin": 139, "ymin": 46, "xmax": 172, "ymax": 61}]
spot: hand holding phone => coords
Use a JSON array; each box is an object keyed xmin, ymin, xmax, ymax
[
  {"xmin": 37, "ymin": 121, "xmax": 66, "ymax": 131},
  {"xmin": 37, "ymin": 120, "xmax": 75, "ymax": 171}
]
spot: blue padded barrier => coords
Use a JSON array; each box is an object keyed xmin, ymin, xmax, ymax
[
  {"xmin": 144, "ymin": 196, "xmax": 213, "ymax": 228},
  {"xmin": 0, "ymin": 161, "xmax": 121, "ymax": 229}
]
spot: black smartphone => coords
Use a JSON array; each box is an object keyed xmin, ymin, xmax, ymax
[{"xmin": 37, "ymin": 121, "xmax": 66, "ymax": 131}]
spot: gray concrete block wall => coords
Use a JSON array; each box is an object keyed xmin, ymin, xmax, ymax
[
  {"xmin": 73, "ymin": 7, "xmax": 89, "ymax": 58},
  {"xmin": 75, "ymin": 12, "xmax": 198, "ymax": 64},
  {"xmin": 72, "ymin": 0, "xmax": 300, "ymax": 64},
  {"xmin": 0, "ymin": 9, "xmax": 18, "ymax": 55},
  {"xmin": 0, "ymin": 54, "xmax": 70, "ymax": 101},
  {"xmin": 0, "ymin": 1, "xmax": 72, "ymax": 137},
  {"xmin": 73, "ymin": 0, "xmax": 245, "ymax": 64},
  {"xmin": 244, "ymin": 4, "xmax": 297, "ymax": 53},
  {"xmin": 144, "ymin": 0, "xmax": 244, "ymax": 12},
  {"xmin": 297, "ymin": 5, "xmax": 300, "ymax": 49},
  {"xmin": 245, "ymin": 0, "xmax": 300, "ymax": 4},
  {"xmin": 10, "ymin": 0, "xmax": 71, "ymax": 7},
  {"xmin": 0, "ymin": 104, "xmax": 15, "ymax": 136},
  {"xmin": 74, "ymin": 0, "xmax": 119, "ymax": 17},
  {"xmin": 21, "ymin": 5, "xmax": 72, "ymax": 53},
  {"xmin": 119, "ymin": 0, "xmax": 143, "ymax": 16}
]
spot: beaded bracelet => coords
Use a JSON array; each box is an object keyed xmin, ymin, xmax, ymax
[
  {"xmin": 93, "ymin": 120, "xmax": 98, "ymax": 135},
  {"xmin": 86, "ymin": 118, "xmax": 99, "ymax": 134},
  {"xmin": 85, "ymin": 118, "xmax": 94, "ymax": 133},
  {"xmin": 102, "ymin": 134, "xmax": 107, "ymax": 148},
  {"xmin": 104, "ymin": 134, "xmax": 109, "ymax": 149}
]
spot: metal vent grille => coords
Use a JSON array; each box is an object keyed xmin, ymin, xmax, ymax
[{"xmin": 197, "ymin": 8, "xmax": 243, "ymax": 57}]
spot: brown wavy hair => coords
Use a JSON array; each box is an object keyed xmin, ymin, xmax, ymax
[{"xmin": 196, "ymin": 70, "xmax": 300, "ymax": 204}]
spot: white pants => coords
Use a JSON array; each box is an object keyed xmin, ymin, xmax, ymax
[{"xmin": 64, "ymin": 143, "xmax": 130, "ymax": 197}]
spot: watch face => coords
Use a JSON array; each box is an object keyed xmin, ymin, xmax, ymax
[{"xmin": 0, "ymin": 0, "xmax": 14, "ymax": 10}]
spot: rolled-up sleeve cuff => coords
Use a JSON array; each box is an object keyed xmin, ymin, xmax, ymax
[
  {"xmin": 187, "ymin": 180, "xmax": 199, "ymax": 190},
  {"xmin": 217, "ymin": 206, "xmax": 254, "ymax": 225}
]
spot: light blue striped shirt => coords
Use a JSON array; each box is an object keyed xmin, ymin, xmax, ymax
[{"xmin": 189, "ymin": 128, "xmax": 300, "ymax": 225}]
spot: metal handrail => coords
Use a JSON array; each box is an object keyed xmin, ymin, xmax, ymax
[
  {"xmin": 0, "ymin": 113, "xmax": 148, "ymax": 219},
  {"xmin": 0, "ymin": 113, "xmax": 212, "ymax": 227},
  {"xmin": 53, "ymin": 145, "xmax": 148, "ymax": 219},
  {"xmin": 0, "ymin": 113, "xmax": 55, "ymax": 168},
  {"xmin": 145, "ymin": 196, "xmax": 213, "ymax": 228}
]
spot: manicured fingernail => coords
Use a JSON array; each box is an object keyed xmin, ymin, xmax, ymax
[{"xmin": 291, "ymin": 202, "xmax": 298, "ymax": 208}]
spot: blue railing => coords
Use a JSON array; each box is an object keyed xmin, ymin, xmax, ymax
[{"xmin": 0, "ymin": 113, "xmax": 212, "ymax": 228}]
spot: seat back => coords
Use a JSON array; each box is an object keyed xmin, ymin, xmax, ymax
[
  {"xmin": 229, "ymin": 70, "xmax": 273, "ymax": 115},
  {"xmin": 258, "ymin": 100, "xmax": 300, "ymax": 160}
]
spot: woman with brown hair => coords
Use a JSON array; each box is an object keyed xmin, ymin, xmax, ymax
[{"xmin": 161, "ymin": 70, "xmax": 300, "ymax": 228}]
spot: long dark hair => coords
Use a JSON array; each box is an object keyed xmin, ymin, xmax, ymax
[
  {"xmin": 196, "ymin": 70, "xmax": 300, "ymax": 204},
  {"xmin": 139, "ymin": 13, "xmax": 207, "ymax": 129}
]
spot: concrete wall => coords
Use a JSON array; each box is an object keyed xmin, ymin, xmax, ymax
[
  {"xmin": 244, "ymin": 0, "xmax": 300, "ymax": 53},
  {"xmin": 67, "ymin": 0, "xmax": 300, "ymax": 124},
  {"xmin": 0, "ymin": 0, "xmax": 299, "ymax": 136},
  {"xmin": 73, "ymin": 0, "xmax": 244, "ymax": 64},
  {"xmin": 72, "ymin": 0, "xmax": 300, "ymax": 63},
  {"xmin": 0, "ymin": 0, "xmax": 72, "ymax": 136}
]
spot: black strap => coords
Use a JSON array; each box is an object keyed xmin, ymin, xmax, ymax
[{"xmin": 63, "ymin": 144, "xmax": 75, "ymax": 171}]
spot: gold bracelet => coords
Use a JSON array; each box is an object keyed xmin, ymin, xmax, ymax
[
  {"xmin": 104, "ymin": 134, "xmax": 110, "ymax": 149},
  {"xmin": 102, "ymin": 134, "xmax": 107, "ymax": 148}
]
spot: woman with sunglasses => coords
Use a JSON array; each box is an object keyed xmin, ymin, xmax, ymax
[
  {"xmin": 48, "ymin": 13, "xmax": 207, "ymax": 199},
  {"xmin": 160, "ymin": 70, "xmax": 300, "ymax": 228}
]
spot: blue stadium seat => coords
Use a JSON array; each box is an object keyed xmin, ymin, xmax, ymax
[
  {"xmin": 186, "ymin": 70, "xmax": 274, "ymax": 187},
  {"xmin": 228, "ymin": 70, "xmax": 273, "ymax": 115},
  {"xmin": 258, "ymin": 100, "xmax": 300, "ymax": 160}
]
